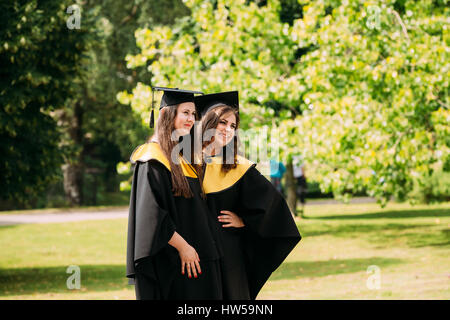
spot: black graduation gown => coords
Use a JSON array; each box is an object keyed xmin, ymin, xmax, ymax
[
  {"xmin": 203, "ymin": 155, "xmax": 302, "ymax": 300},
  {"xmin": 126, "ymin": 142, "xmax": 223, "ymax": 300}
]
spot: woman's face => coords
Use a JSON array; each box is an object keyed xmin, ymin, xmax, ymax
[
  {"xmin": 174, "ymin": 102, "xmax": 196, "ymax": 135},
  {"xmin": 213, "ymin": 111, "xmax": 236, "ymax": 148}
]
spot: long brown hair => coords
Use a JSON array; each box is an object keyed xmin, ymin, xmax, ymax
[
  {"xmin": 201, "ymin": 104, "xmax": 240, "ymax": 173},
  {"xmin": 154, "ymin": 105, "xmax": 204, "ymax": 198}
]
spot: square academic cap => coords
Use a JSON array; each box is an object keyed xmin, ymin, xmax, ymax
[
  {"xmin": 194, "ymin": 91, "xmax": 239, "ymax": 117},
  {"xmin": 150, "ymin": 86, "xmax": 204, "ymax": 128}
]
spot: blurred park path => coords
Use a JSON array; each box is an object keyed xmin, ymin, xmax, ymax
[
  {"xmin": 307, "ymin": 197, "xmax": 376, "ymax": 205},
  {"xmin": 0, "ymin": 207, "xmax": 128, "ymax": 226},
  {"xmin": 0, "ymin": 197, "xmax": 378, "ymax": 226}
]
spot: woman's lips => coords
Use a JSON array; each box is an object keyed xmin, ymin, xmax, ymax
[{"xmin": 219, "ymin": 132, "xmax": 230, "ymax": 140}]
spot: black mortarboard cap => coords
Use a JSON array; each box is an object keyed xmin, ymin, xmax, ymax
[
  {"xmin": 194, "ymin": 91, "xmax": 239, "ymax": 117},
  {"xmin": 150, "ymin": 86, "xmax": 203, "ymax": 128}
]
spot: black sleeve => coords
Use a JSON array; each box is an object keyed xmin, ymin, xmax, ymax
[
  {"xmin": 238, "ymin": 166, "xmax": 302, "ymax": 299},
  {"xmin": 126, "ymin": 161, "xmax": 177, "ymax": 282}
]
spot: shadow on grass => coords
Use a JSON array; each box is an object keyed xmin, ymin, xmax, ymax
[
  {"xmin": 302, "ymin": 223, "xmax": 433, "ymax": 238},
  {"xmin": 0, "ymin": 264, "xmax": 129, "ymax": 297},
  {"xmin": 299, "ymin": 222, "xmax": 450, "ymax": 249},
  {"xmin": 369, "ymin": 228, "xmax": 450, "ymax": 248},
  {"xmin": 0, "ymin": 225, "xmax": 20, "ymax": 230},
  {"xmin": 270, "ymin": 257, "xmax": 404, "ymax": 281},
  {"xmin": 306, "ymin": 208, "xmax": 450, "ymax": 220}
]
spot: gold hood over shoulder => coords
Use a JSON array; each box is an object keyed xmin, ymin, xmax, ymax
[
  {"xmin": 130, "ymin": 142, "xmax": 197, "ymax": 178},
  {"xmin": 203, "ymin": 155, "xmax": 255, "ymax": 194}
]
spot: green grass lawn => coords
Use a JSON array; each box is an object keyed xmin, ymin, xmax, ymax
[
  {"xmin": 0, "ymin": 201, "xmax": 449, "ymax": 299},
  {"xmin": 0, "ymin": 205, "xmax": 128, "ymax": 215}
]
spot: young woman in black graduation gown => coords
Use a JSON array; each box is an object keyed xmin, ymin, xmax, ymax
[
  {"xmin": 126, "ymin": 88, "xmax": 223, "ymax": 300},
  {"xmin": 195, "ymin": 92, "xmax": 302, "ymax": 300}
]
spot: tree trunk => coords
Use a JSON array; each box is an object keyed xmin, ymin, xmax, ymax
[
  {"xmin": 56, "ymin": 101, "xmax": 84, "ymax": 206},
  {"xmin": 285, "ymin": 161, "xmax": 297, "ymax": 216},
  {"xmin": 105, "ymin": 165, "xmax": 119, "ymax": 192},
  {"xmin": 62, "ymin": 163, "xmax": 83, "ymax": 206}
]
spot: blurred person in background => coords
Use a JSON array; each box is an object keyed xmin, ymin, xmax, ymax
[
  {"xmin": 269, "ymin": 159, "xmax": 286, "ymax": 196},
  {"xmin": 293, "ymin": 155, "xmax": 307, "ymax": 216}
]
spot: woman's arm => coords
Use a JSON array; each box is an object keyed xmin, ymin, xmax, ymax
[{"xmin": 168, "ymin": 231, "xmax": 202, "ymax": 278}]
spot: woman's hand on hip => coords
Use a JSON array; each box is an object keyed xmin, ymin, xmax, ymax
[{"xmin": 218, "ymin": 210, "xmax": 245, "ymax": 228}]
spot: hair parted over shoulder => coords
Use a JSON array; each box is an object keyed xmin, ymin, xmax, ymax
[
  {"xmin": 154, "ymin": 105, "xmax": 203, "ymax": 198},
  {"xmin": 201, "ymin": 104, "xmax": 240, "ymax": 173}
]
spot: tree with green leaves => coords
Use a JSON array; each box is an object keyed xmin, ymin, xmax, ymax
[
  {"xmin": 54, "ymin": 0, "xmax": 190, "ymax": 206},
  {"xmin": 0, "ymin": 1, "xmax": 91, "ymax": 207},
  {"xmin": 120, "ymin": 0, "xmax": 449, "ymax": 212},
  {"xmin": 292, "ymin": 0, "xmax": 449, "ymax": 204},
  {"xmin": 0, "ymin": 0, "xmax": 195, "ymax": 208}
]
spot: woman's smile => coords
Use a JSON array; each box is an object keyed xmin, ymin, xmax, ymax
[
  {"xmin": 214, "ymin": 112, "xmax": 236, "ymax": 147},
  {"xmin": 174, "ymin": 102, "xmax": 196, "ymax": 133}
]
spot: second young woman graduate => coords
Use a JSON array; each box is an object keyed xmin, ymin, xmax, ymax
[
  {"xmin": 195, "ymin": 91, "xmax": 302, "ymax": 300},
  {"xmin": 126, "ymin": 87, "xmax": 223, "ymax": 300}
]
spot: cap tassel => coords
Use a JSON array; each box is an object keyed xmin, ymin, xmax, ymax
[
  {"xmin": 149, "ymin": 108, "xmax": 154, "ymax": 128},
  {"xmin": 150, "ymin": 89, "xmax": 155, "ymax": 128}
]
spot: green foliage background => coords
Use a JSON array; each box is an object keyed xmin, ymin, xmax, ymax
[
  {"xmin": 1, "ymin": 0, "xmax": 189, "ymax": 209},
  {"xmin": 0, "ymin": 1, "xmax": 89, "ymax": 203},
  {"xmin": 119, "ymin": 0, "xmax": 449, "ymax": 205},
  {"xmin": 1, "ymin": 0, "xmax": 448, "ymax": 209}
]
